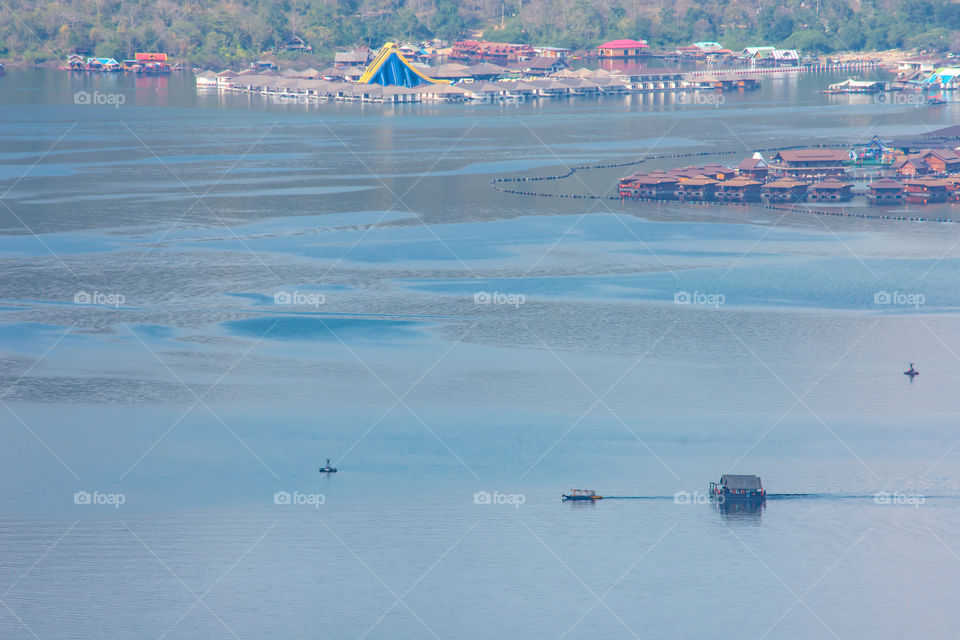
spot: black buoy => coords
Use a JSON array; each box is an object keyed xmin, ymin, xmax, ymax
[{"xmin": 904, "ymin": 363, "xmax": 919, "ymax": 379}]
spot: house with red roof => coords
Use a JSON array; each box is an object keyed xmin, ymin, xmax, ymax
[{"xmin": 597, "ymin": 39, "xmax": 650, "ymax": 58}]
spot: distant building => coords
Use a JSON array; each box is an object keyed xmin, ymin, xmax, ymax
[
  {"xmin": 533, "ymin": 46, "xmax": 570, "ymax": 59},
  {"xmin": 925, "ymin": 67, "xmax": 960, "ymax": 89},
  {"xmin": 715, "ymin": 177, "xmax": 762, "ymax": 202},
  {"xmin": 739, "ymin": 47, "xmax": 797, "ymax": 67},
  {"xmin": 771, "ymin": 149, "xmax": 850, "ymax": 179},
  {"xmin": 510, "ymin": 56, "xmax": 568, "ymax": 76},
  {"xmin": 738, "ymin": 154, "xmax": 769, "ymax": 180},
  {"xmin": 284, "ymin": 35, "xmax": 312, "ymax": 52},
  {"xmin": 897, "ymin": 56, "xmax": 943, "ymax": 74},
  {"xmin": 597, "ymin": 39, "xmax": 650, "ymax": 58},
  {"xmin": 334, "ymin": 48, "xmax": 371, "ymax": 66},
  {"xmin": 808, "ymin": 180, "xmax": 853, "ymax": 202},
  {"xmin": 451, "ymin": 41, "xmax": 534, "ymax": 62},
  {"xmin": 692, "ymin": 41, "xmax": 724, "ymax": 53},
  {"xmin": 867, "ymin": 179, "xmax": 905, "ymax": 204},
  {"xmin": 903, "ymin": 178, "xmax": 949, "ymax": 203},
  {"xmin": 761, "ymin": 178, "xmax": 809, "ymax": 202}
]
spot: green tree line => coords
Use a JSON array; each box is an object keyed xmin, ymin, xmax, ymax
[{"xmin": 1, "ymin": 0, "xmax": 958, "ymax": 67}]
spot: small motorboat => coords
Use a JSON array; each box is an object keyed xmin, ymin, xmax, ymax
[
  {"xmin": 319, "ymin": 458, "xmax": 337, "ymax": 473},
  {"xmin": 562, "ymin": 489, "xmax": 602, "ymax": 501},
  {"xmin": 926, "ymin": 95, "xmax": 947, "ymax": 105},
  {"xmin": 904, "ymin": 363, "xmax": 919, "ymax": 378}
]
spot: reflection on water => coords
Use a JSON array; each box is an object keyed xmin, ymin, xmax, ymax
[{"xmin": 714, "ymin": 499, "xmax": 766, "ymax": 523}]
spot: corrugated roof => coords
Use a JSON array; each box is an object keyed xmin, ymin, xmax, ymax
[
  {"xmin": 775, "ymin": 149, "xmax": 850, "ymax": 162},
  {"xmin": 721, "ymin": 475, "xmax": 763, "ymax": 490}
]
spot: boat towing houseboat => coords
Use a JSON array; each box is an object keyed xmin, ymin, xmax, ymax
[{"xmin": 709, "ymin": 475, "xmax": 766, "ymax": 503}]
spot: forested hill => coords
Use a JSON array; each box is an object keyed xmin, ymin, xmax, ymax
[{"xmin": 2, "ymin": 0, "xmax": 959, "ymax": 66}]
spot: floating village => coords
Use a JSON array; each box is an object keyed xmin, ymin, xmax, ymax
[
  {"xmin": 616, "ymin": 132, "xmax": 960, "ymax": 208},
  {"xmin": 182, "ymin": 40, "xmax": 881, "ymax": 104}
]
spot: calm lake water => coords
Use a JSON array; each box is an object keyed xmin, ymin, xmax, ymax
[{"xmin": 2, "ymin": 67, "xmax": 960, "ymax": 638}]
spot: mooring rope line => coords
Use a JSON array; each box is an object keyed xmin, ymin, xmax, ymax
[{"xmin": 489, "ymin": 144, "xmax": 958, "ymax": 224}]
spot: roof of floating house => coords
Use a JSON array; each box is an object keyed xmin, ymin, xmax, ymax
[
  {"xmin": 598, "ymin": 39, "xmax": 650, "ymax": 50},
  {"xmin": 357, "ymin": 42, "xmax": 451, "ymax": 87},
  {"xmin": 720, "ymin": 475, "xmax": 763, "ymax": 490}
]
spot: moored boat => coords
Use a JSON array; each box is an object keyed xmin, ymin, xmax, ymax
[{"xmin": 319, "ymin": 458, "xmax": 337, "ymax": 473}]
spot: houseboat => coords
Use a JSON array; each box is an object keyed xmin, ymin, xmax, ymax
[
  {"xmin": 823, "ymin": 78, "xmax": 885, "ymax": 93},
  {"xmin": 562, "ymin": 489, "xmax": 603, "ymax": 501},
  {"xmin": 709, "ymin": 475, "xmax": 766, "ymax": 503}
]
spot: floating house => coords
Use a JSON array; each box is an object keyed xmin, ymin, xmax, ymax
[
  {"xmin": 511, "ymin": 56, "xmax": 568, "ymax": 77},
  {"xmin": 597, "ymin": 39, "xmax": 650, "ymax": 58},
  {"xmin": 715, "ymin": 177, "xmax": 762, "ymax": 202},
  {"xmin": 825, "ymin": 78, "xmax": 885, "ymax": 93},
  {"xmin": 808, "ymin": 179, "xmax": 854, "ymax": 202},
  {"xmin": 867, "ymin": 178, "xmax": 905, "ymax": 204},
  {"xmin": 85, "ymin": 57, "xmax": 121, "ymax": 72},
  {"xmin": 66, "ymin": 53, "xmax": 85, "ymax": 70},
  {"xmin": 739, "ymin": 47, "xmax": 797, "ymax": 67},
  {"xmin": 701, "ymin": 164, "xmax": 737, "ymax": 181},
  {"xmin": 451, "ymin": 41, "xmax": 534, "ymax": 62},
  {"xmin": 904, "ymin": 178, "xmax": 949, "ymax": 203},
  {"xmin": 135, "ymin": 52, "xmax": 171, "ymax": 73},
  {"xmin": 761, "ymin": 178, "xmax": 809, "ymax": 202},
  {"xmin": 619, "ymin": 174, "xmax": 679, "ymax": 199},
  {"xmin": 677, "ymin": 177, "xmax": 718, "ymax": 201},
  {"xmin": 771, "ymin": 149, "xmax": 849, "ymax": 179},
  {"xmin": 925, "ymin": 67, "xmax": 960, "ymax": 89},
  {"xmin": 738, "ymin": 154, "xmax": 769, "ymax": 180},
  {"xmin": 534, "ymin": 46, "xmax": 570, "ymax": 59},
  {"xmin": 195, "ymin": 70, "xmax": 218, "ymax": 86},
  {"xmin": 710, "ymin": 475, "xmax": 766, "ymax": 503}
]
